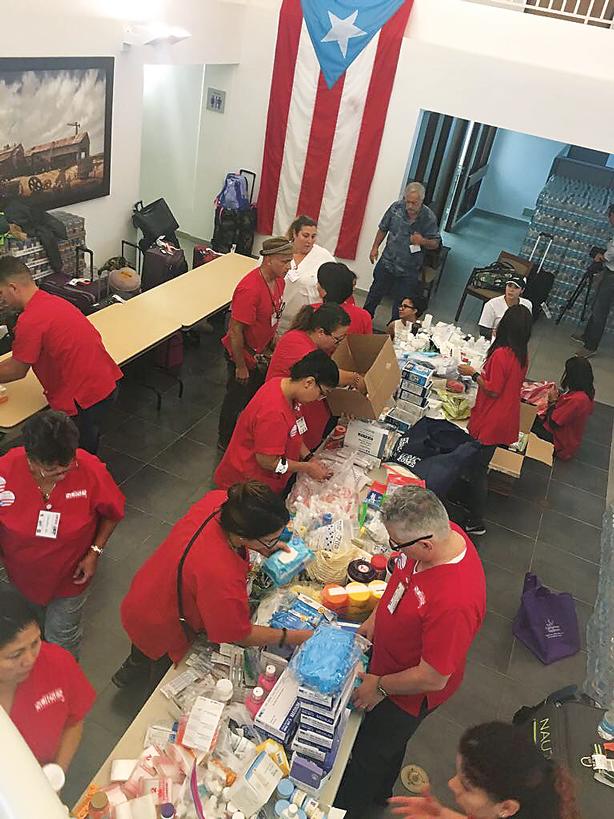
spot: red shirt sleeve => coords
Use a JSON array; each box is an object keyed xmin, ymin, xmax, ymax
[
  {"xmin": 481, "ymin": 348, "xmax": 511, "ymax": 396},
  {"xmin": 87, "ymin": 453, "xmax": 126, "ymax": 521},
  {"xmin": 253, "ymin": 408, "xmax": 295, "ymax": 456},
  {"xmin": 550, "ymin": 392, "xmax": 587, "ymax": 427},
  {"xmin": 12, "ymin": 312, "xmax": 43, "ymax": 365},
  {"xmin": 194, "ymin": 568, "xmax": 251, "ymax": 644},
  {"xmin": 421, "ymin": 605, "xmax": 477, "ymax": 677},
  {"xmin": 231, "ymin": 281, "xmax": 258, "ymax": 327},
  {"xmin": 59, "ymin": 649, "xmax": 96, "ymax": 726}
]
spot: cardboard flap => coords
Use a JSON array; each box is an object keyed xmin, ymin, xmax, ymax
[
  {"xmin": 526, "ymin": 432, "xmax": 554, "ymax": 466},
  {"xmin": 326, "ymin": 388, "xmax": 379, "ymax": 420},
  {"xmin": 519, "ymin": 401, "xmax": 538, "ymax": 433},
  {"xmin": 489, "ymin": 447, "xmax": 524, "ymax": 478},
  {"xmin": 331, "ymin": 338, "xmax": 357, "ymax": 373}
]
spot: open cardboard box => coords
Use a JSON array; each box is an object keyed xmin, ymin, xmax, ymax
[
  {"xmin": 327, "ymin": 335, "xmax": 401, "ymax": 420},
  {"xmin": 489, "ymin": 402, "xmax": 554, "ymax": 478}
]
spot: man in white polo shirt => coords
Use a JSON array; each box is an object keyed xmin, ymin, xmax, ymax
[{"xmin": 478, "ymin": 275, "xmax": 532, "ymax": 338}]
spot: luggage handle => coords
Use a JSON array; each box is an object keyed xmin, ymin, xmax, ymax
[
  {"xmin": 528, "ymin": 232, "xmax": 553, "ymax": 275},
  {"xmin": 239, "ymin": 169, "xmax": 256, "ymax": 204},
  {"xmin": 121, "ymin": 240, "xmax": 143, "ymax": 275},
  {"xmin": 76, "ymin": 245, "xmax": 94, "ymax": 282}
]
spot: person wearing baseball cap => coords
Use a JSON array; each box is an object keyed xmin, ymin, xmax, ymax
[
  {"xmin": 478, "ymin": 275, "xmax": 532, "ymax": 339},
  {"xmin": 218, "ymin": 237, "xmax": 293, "ymax": 450}
]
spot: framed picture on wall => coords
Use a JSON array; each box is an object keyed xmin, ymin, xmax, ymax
[{"xmin": 0, "ymin": 56, "xmax": 114, "ymax": 210}]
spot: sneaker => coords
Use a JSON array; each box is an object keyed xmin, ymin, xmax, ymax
[
  {"xmin": 464, "ymin": 520, "xmax": 487, "ymax": 536},
  {"xmin": 570, "ymin": 332, "xmax": 585, "ymax": 344},
  {"xmin": 575, "ymin": 347, "xmax": 596, "ymax": 358},
  {"xmin": 111, "ymin": 656, "xmax": 150, "ymax": 688},
  {"xmin": 216, "ymin": 440, "xmax": 227, "ymax": 453}
]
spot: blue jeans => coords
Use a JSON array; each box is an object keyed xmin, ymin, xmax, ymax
[
  {"xmin": 363, "ymin": 259, "xmax": 420, "ymax": 322},
  {"xmin": 32, "ymin": 592, "xmax": 90, "ymax": 660}
]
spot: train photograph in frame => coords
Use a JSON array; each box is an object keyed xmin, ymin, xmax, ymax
[{"xmin": 0, "ymin": 56, "xmax": 113, "ymax": 209}]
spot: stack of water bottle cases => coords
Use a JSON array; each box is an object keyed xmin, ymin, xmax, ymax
[{"xmin": 520, "ymin": 174, "xmax": 613, "ymax": 333}]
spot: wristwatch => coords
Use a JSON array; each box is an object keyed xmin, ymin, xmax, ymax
[
  {"xmin": 90, "ymin": 544, "xmax": 104, "ymax": 555},
  {"xmin": 275, "ymin": 457, "xmax": 289, "ymax": 475},
  {"xmin": 376, "ymin": 677, "xmax": 388, "ymax": 699},
  {"xmin": 471, "ymin": 371, "xmax": 480, "ymax": 383}
]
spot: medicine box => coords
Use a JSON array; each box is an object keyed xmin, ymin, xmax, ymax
[
  {"xmin": 402, "ymin": 362, "xmax": 433, "ymax": 388},
  {"xmin": 343, "ymin": 419, "xmax": 389, "ymax": 458},
  {"xmin": 254, "ymin": 668, "xmax": 300, "ymax": 743},
  {"xmin": 399, "ymin": 378, "xmax": 431, "ymax": 398},
  {"xmin": 398, "ymin": 388, "xmax": 431, "ymax": 408}
]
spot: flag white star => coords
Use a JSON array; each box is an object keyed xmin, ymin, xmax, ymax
[{"xmin": 321, "ymin": 9, "xmax": 366, "ymax": 59}]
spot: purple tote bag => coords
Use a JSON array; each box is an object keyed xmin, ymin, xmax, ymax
[{"xmin": 512, "ymin": 573, "xmax": 581, "ymax": 664}]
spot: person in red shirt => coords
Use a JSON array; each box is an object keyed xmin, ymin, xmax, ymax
[
  {"xmin": 458, "ymin": 304, "xmax": 532, "ymax": 536},
  {"xmin": 536, "ymin": 356, "xmax": 594, "ymax": 461},
  {"xmin": 0, "ymin": 587, "xmax": 95, "ymax": 770},
  {"xmin": 218, "ymin": 237, "xmax": 294, "ymax": 450},
  {"xmin": 389, "ymin": 721, "xmax": 581, "ymax": 819},
  {"xmin": 0, "ymin": 256, "xmax": 123, "ymax": 454},
  {"xmin": 316, "ymin": 261, "xmax": 373, "ymax": 334},
  {"xmin": 0, "ymin": 411, "xmax": 125, "ymax": 658},
  {"xmin": 267, "ymin": 303, "xmax": 365, "ymax": 450},
  {"xmin": 336, "ymin": 486, "xmax": 486, "ymax": 818},
  {"xmin": 215, "ymin": 350, "xmax": 338, "ymax": 494},
  {"xmin": 112, "ymin": 482, "xmax": 314, "ymax": 687}
]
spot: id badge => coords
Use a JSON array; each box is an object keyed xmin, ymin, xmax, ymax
[
  {"xmin": 409, "ymin": 244, "xmax": 421, "ymax": 254},
  {"xmin": 271, "ymin": 312, "xmax": 278, "ymax": 327},
  {"xmin": 387, "ymin": 581, "xmax": 406, "ymax": 615},
  {"xmin": 296, "ymin": 416, "xmax": 308, "ymax": 435},
  {"xmin": 36, "ymin": 510, "xmax": 61, "ymax": 539}
]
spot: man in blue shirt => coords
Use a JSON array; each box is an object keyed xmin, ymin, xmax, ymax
[{"xmin": 364, "ymin": 182, "xmax": 441, "ymax": 322}]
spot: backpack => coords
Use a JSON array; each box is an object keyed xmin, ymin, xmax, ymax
[
  {"xmin": 471, "ymin": 260, "xmax": 516, "ymax": 292},
  {"xmin": 215, "ymin": 173, "xmax": 251, "ymax": 211}
]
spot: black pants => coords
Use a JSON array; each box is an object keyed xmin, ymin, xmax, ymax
[
  {"xmin": 532, "ymin": 416, "xmax": 554, "ymax": 445},
  {"xmin": 217, "ymin": 358, "xmax": 265, "ymax": 447},
  {"xmin": 363, "ymin": 260, "xmax": 421, "ymax": 322},
  {"xmin": 335, "ymin": 698, "xmax": 430, "ymax": 818},
  {"xmin": 75, "ymin": 388, "xmax": 117, "ymax": 455},
  {"xmin": 582, "ymin": 270, "xmax": 614, "ymax": 351},
  {"xmin": 465, "ymin": 443, "xmax": 497, "ymax": 523}
]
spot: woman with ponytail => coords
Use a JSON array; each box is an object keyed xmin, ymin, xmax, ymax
[
  {"xmin": 267, "ymin": 303, "xmax": 366, "ymax": 449},
  {"xmin": 112, "ymin": 481, "xmax": 313, "ymax": 687},
  {"xmin": 390, "ymin": 721, "xmax": 581, "ymax": 819}
]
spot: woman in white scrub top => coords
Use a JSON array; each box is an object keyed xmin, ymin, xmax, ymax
[{"xmin": 277, "ymin": 215, "xmax": 335, "ymax": 334}]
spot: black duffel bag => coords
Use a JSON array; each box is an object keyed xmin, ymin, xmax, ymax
[{"xmin": 132, "ymin": 198, "xmax": 180, "ymax": 243}]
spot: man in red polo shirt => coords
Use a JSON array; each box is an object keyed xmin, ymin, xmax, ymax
[
  {"xmin": 336, "ymin": 486, "xmax": 486, "ymax": 818},
  {"xmin": 217, "ymin": 237, "xmax": 293, "ymax": 450},
  {"xmin": 0, "ymin": 257, "xmax": 122, "ymax": 454}
]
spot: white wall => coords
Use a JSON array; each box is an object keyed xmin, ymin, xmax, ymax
[
  {"xmin": 2, "ymin": 0, "xmax": 244, "ymax": 264},
  {"xmin": 476, "ymin": 130, "xmax": 567, "ymax": 221},
  {"xmin": 140, "ymin": 64, "xmax": 205, "ymax": 235}
]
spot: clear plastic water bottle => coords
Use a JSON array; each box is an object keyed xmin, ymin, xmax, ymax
[{"xmin": 597, "ymin": 707, "xmax": 614, "ymax": 741}]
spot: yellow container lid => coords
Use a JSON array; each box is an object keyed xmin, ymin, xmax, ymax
[
  {"xmin": 346, "ymin": 582, "xmax": 371, "ymax": 606},
  {"xmin": 368, "ymin": 580, "xmax": 387, "ymax": 600}
]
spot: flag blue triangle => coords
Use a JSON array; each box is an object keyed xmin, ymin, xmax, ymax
[{"xmin": 300, "ymin": 0, "xmax": 406, "ymax": 88}]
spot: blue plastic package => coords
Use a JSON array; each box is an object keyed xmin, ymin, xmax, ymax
[
  {"xmin": 291, "ymin": 624, "xmax": 360, "ymax": 696},
  {"xmin": 263, "ymin": 536, "xmax": 313, "ymax": 586}
]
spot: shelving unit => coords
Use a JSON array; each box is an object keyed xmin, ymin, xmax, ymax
[{"xmin": 520, "ymin": 174, "xmax": 613, "ymax": 332}]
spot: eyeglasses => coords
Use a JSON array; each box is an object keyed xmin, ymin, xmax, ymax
[
  {"xmin": 400, "ymin": 302, "xmax": 415, "ymax": 310},
  {"xmin": 316, "ymin": 382, "xmax": 332, "ymax": 398},
  {"xmin": 328, "ymin": 332, "xmax": 346, "ymax": 345},
  {"xmin": 256, "ymin": 534, "xmax": 283, "ymax": 553},
  {"xmin": 389, "ymin": 533, "xmax": 433, "ymax": 552}
]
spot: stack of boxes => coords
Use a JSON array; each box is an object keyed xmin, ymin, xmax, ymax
[
  {"xmin": 398, "ymin": 360, "xmax": 433, "ymax": 411},
  {"xmin": 0, "ymin": 211, "xmax": 87, "ymax": 281},
  {"xmin": 253, "ymin": 664, "xmax": 358, "ymax": 796}
]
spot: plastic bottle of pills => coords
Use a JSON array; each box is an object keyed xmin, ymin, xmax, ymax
[
  {"xmin": 259, "ymin": 665, "xmax": 278, "ymax": 696},
  {"xmin": 275, "ymin": 800, "xmax": 291, "ymax": 816},
  {"xmin": 276, "ymin": 778, "xmax": 295, "ymax": 801},
  {"xmin": 245, "ymin": 686, "xmax": 265, "ymax": 718},
  {"xmin": 213, "ymin": 678, "xmax": 234, "ymax": 703},
  {"xmin": 160, "ymin": 804, "xmax": 176, "ymax": 819}
]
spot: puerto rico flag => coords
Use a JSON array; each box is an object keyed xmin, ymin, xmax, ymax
[{"xmin": 258, "ymin": 0, "xmax": 414, "ymax": 260}]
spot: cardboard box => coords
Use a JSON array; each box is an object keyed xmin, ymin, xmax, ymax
[
  {"xmin": 328, "ymin": 335, "xmax": 401, "ymax": 419},
  {"xmin": 489, "ymin": 402, "xmax": 553, "ymax": 478}
]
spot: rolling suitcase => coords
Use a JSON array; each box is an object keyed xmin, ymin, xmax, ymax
[
  {"xmin": 523, "ymin": 232, "xmax": 556, "ymax": 320},
  {"xmin": 193, "ymin": 245, "xmax": 223, "ymax": 268},
  {"xmin": 40, "ymin": 245, "xmax": 98, "ymax": 314},
  {"xmin": 142, "ymin": 240, "xmax": 188, "ymax": 291},
  {"xmin": 212, "ymin": 169, "xmax": 257, "ymax": 255}
]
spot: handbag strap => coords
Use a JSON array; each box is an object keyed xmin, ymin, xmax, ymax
[{"xmin": 176, "ymin": 508, "xmax": 221, "ymax": 641}]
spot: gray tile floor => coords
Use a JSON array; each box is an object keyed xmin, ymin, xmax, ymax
[{"xmin": 20, "ymin": 216, "xmax": 613, "ymax": 809}]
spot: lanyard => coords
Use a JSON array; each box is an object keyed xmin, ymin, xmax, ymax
[
  {"xmin": 176, "ymin": 508, "xmax": 220, "ymax": 641},
  {"xmin": 260, "ymin": 270, "xmax": 284, "ymax": 320}
]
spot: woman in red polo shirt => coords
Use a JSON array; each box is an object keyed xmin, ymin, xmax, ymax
[
  {"xmin": 112, "ymin": 482, "xmax": 313, "ymax": 687},
  {"xmin": 268, "ymin": 303, "xmax": 364, "ymax": 450},
  {"xmin": 0, "ymin": 411, "xmax": 125, "ymax": 658},
  {"xmin": 0, "ymin": 587, "xmax": 95, "ymax": 770},
  {"xmin": 458, "ymin": 304, "xmax": 532, "ymax": 536},
  {"xmin": 389, "ymin": 722, "xmax": 581, "ymax": 819},
  {"xmin": 317, "ymin": 262, "xmax": 373, "ymax": 335},
  {"xmin": 538, "ymin": 356, "xmax": 594, "ymax": 461},
  {"xmin": 214, "ymin": 350, "xmax": 339, "ymax": 494}
]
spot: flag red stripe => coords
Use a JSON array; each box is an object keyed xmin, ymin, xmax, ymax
[
  {"xmin": 257, "ymin": 0, "xmax": 303, "ymax": 235},
  {"xmin": 335, "ymin": 0, "xmax": 414, "ymax": 259},
  {"xmin": 295, "ymin": 71, "xmax": 346, "ymax": 222}
]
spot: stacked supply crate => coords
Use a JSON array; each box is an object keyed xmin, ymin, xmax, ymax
[
  {"xmin": 520, "ymin": 175, "xmax": 612, "ymax": 332},
  {"xmin": 0, "ymin": 211, "xmax": 86, "ymax": 282}
]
